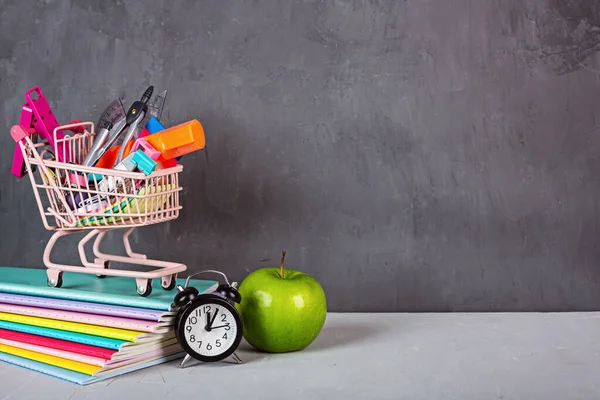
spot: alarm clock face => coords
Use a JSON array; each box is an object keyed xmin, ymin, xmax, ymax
[{"xmin": 177, "ymin": 295, "xmax": 243, "ymax": 362}]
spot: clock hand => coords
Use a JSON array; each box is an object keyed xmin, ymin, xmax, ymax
[
  {"xmin": 210, "ymin": 324, "xmax": 229, "ymax": 329},
  {"xmin": 208, "ymin": 308, "xmax": 219, "ymax": 329},
  {"xmin": 205, "ymin": 311, "xmax": 211, "ymax": 331}
]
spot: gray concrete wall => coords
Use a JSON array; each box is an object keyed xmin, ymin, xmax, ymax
[{"xmin": 1, "ymin": 0, "xmax": 600, "ymax": 312}]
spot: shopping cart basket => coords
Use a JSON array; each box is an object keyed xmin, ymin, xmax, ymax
[{"xmin": 11, "ymin": 121, "xmax": 187, "ymax": 296}]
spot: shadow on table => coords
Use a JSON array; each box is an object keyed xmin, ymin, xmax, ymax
[
  {"xmin": 231, "ymin": 319, "xmax": 385, "ymax": 362},
  {"xmin": 305, "ymin": 321, "xmax": 383, "ymax": 352}
]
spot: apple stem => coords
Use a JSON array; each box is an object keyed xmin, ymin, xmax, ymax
[{"xmin": 279, "ymin": 250, "xmax": 286, "ymax": 279}]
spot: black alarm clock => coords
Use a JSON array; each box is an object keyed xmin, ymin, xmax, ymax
[{"xmin": 173, "ymin": 270, "xmax": 244, "ymax": 368}]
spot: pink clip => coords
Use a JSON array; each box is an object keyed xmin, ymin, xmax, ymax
[
  {"xmin": 11, "ymin": 103, "xmax": 35, "ymax": 178},
  {"xmin": 12, "ymin": 87, "xmax": 71, "ymax": 178},
  {"xmin": 24, "ymin": 86, "xmax": 69, "ymax": 162},
  {"xmin": 130, "ymin": 137, "xmax": 160, "ymax": 160}
]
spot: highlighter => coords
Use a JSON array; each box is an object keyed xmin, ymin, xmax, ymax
[
  {"xmin": 145, "ymin": 119, "xmax": 205, "ymax": 160},
  {"xmin": 144, "ymin": 117, "xmax": 181, "ymax": 161}
]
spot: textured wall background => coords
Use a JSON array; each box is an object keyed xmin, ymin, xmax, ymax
[{"xmin": 1, "ymin": 0, "xmax": 600, "ymax": 311}]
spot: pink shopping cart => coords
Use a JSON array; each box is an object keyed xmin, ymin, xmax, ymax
[{"xmin": 10, "ymin": 119, "xmax": 187, "ymax": 297}]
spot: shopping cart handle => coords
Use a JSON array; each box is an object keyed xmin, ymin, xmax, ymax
[{"xmin": 10, "ymin": 125, "xmax": 35, "ymax": 143}]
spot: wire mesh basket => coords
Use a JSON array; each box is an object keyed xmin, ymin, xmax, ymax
[{"xmin": 11, "ymin": 121, "xmax": 187, "ymax": 296}]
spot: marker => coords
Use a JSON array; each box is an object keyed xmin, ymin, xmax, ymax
[{"xmin": 145, "ymin": 119, "xmax": 205, "ymax": 160}]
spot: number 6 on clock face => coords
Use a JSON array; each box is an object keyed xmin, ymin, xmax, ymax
[{"xmin": 176, "ymin": 294, "xmax": 243, "ymax": 362}]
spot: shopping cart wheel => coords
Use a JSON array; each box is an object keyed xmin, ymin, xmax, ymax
[
  {"xmin": 94, "ymin": 259, "xmax": 110, "ymax": 278},
  {"xmin": 136, "ymin": 279, "xmax": 152, "ymax": 297},
  {"xmin": 161, "ymin": 274, "xmax": 177, "ymax": 291},
  {"xmin": 47, "ymin": 270, "xmax": 63, "ymax": 288}
]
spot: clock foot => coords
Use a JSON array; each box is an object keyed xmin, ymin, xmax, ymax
[
  {"xmin": 230, "ymin": 352, "xmax": 242, "ymax": 364},
  {"xmin": 179, "ymin": 354, "xmax": 194, "ymax": 369}
]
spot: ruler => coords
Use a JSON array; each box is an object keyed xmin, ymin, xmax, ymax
[{"xmin": 96, "ymin": 98, "xmax": 126, "ymax": 130}]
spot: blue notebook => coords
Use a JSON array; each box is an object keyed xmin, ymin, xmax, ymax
[
  {"xmin": 0, "ymin": 267, "xmax": 217, "ymax": 311},
  {"xmin": 0, "ymin": 351, "xmax": 184, "ymax": 385}
]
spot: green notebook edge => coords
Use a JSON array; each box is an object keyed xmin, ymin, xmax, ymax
[{"xmin": 0, "ymin": 267, "xmax": 218, "ymax": 311}]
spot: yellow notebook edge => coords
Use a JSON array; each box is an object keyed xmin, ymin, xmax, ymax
[{"xmin": 0, "ymin": 343, "xmax": 101, "ymax": 376}]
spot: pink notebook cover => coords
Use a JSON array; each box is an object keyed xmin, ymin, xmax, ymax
[
  {"xmin": 0, "ymin": 328, "xmax": 116, "ymax": 359},
  {"xmin": 0, "ymin": 303, "xmax": 165, "ymax": 333},
  {"xmin": 0, "ymin": 338, "xmax": 107, "ymax": 367}
]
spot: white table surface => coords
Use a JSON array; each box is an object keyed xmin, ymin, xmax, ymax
[{"xmin": 1, "ymin": 312, "xmax": 599, "ymax": 399}]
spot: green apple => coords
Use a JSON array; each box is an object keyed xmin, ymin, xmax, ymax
[{"xmin": 235, "ymin": 251, "xmax": 327, "ymax": 353}]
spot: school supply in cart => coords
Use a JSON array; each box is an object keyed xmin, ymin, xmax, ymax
[
  {"xmin": 9, "ymin": 85, "xmax": 207, "ymax": 297},
  {"xmin": 10, "ymin": 87, "xmax": 76, "ymax": 178}
]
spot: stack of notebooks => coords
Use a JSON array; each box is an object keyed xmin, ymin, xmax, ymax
[{"xmin": 0, "ymin": 267, "xmax": 217, "ymax": 385}]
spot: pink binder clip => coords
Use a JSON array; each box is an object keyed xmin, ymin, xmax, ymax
[{"xmin": 11, "ymin": 86, "xmax": 71, "ymax": 178}]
